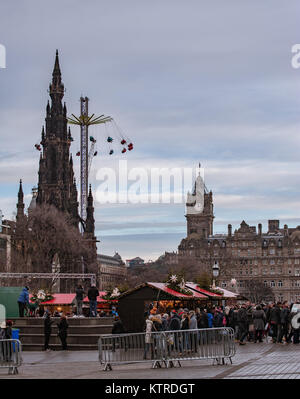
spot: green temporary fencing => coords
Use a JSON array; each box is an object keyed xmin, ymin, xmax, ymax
[{"xmin": 0, "ymin": 287, "xmax": 23, "ymax": 318}]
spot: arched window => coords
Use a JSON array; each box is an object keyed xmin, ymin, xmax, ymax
[{"xmin": 278, "ymin": 280, "xmax": 283, "ymax": 287}]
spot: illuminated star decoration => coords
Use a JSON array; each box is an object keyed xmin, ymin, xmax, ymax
[
  {"xmin": 111, "ymin": 288, "xmax": 120, "ymax": 298},
  {"xmin": 170, "ymin": 275, "xmax": 178, "ymax": 283}
]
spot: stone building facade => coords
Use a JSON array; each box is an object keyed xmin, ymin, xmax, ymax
[
  {"xmin": 98, "ymin": 253, "xmax": 127, "ymax": 290},
  {"xmin": 176, "ymin": 171, "xmax": 300, "ymax": 303}
]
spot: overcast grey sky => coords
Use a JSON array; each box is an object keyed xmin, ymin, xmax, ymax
[{"xmin": 0, "ymin": 1, "xmax": 300, "ymax": 261}]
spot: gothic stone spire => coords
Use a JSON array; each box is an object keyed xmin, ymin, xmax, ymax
[
  {"xmin": 36, "ymin": 51, "xmax": 79, "ymax": 226},
  {"xmin": 16, "ymin": 179, "xmax": 25, "ymax": 223}
]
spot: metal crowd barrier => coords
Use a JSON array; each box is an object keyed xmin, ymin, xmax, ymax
[
  {"xmin": 98, "ymin": 327, "xmax": 235, "ymax": 371},
  {"xmin": 0, "ymin": 339, "xmax": 22, "ymax": 375}
]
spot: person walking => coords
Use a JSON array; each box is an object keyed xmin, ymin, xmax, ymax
[
  {"xmin": 144, "ymin": 315, "xmax": 155, "ymax": 359},
  {"xmin": 169, "ymin": 310, "xmax": 182, "ymax": 353},
  {"xmin": 252, "ymin": 305, "xmax": 266, "ymax": 343},
  {"xmin": 161, "ymin": 314, "xmax": 169, "ymax": 331},
  {"xmin": 44, "ymin": 311, "xmax": 53, "ymax": 351},
  {"xmin": 75, "ymin": 285, "xmax": 85, "ymax": 316},
  {"xmin": 212, "ymin": 308, "xmax": 224, "ymax": 328},
  {"xmin": 57, "ymin": 314, "xmax": 68, "ymax": 350},
  {"xmin": 246, "ymin": 303, "xmax": 255, "ymax": 342},
  {"xmin": 278, "ymin": 302, "xmax": 290, "ymax": 344},
  {"xmin": 269, "ymin": 302, "xmax": 281, "ymax": 343},
  {"xmin": 87, "ymin": 285, "xmax": 99, "ymax": 317},
  {"xmin": 196, "ymin": 307, "xmax": 209, "ymax": 329},
  {"xmin": 206, "ymin": 308, "xmax": 213, "ymax": 328},
  {"xmin": 112, "ymin": 315, "xmax": 126, "ymax": 352},
  {"xmin": 189, "ymin": 310, "xmax": 198, "ymax": 352},
  {"xmin": 181, "ymin": 311, "xmax": 190, "ymax": 352},
  {"xmin": 17, "ymin": 286, "xmax": 30, "ymax": 317},
  {"xmin": 237, "ymin": 303, "xmax": 248, "ymax": 345}
]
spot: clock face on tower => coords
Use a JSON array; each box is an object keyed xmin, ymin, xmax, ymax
[{"xmin": 194, "ymin": 200, "xmax": 204, "ymax": 213}]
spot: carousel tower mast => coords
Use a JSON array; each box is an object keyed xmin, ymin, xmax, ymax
[{"xmin": 68, "ymin": 97, "xmax": 112, "ymax": 225}]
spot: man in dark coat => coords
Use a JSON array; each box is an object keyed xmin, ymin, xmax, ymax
[
  {"xmin": 112, "ymin": 316, "xmax": 126, "ymax": 352},
  {"xmin": 252, "ymin": 305, "xmax": 266, "ymax": 343},
  {"xmin": 197, "ymin": 307, "xmax": 209, "ymax": 329},
  {"xmin": 57, "ymin": 315, "xmax": 68, "ymax": 350},
  {"xmin": 75, "ymin": 285, "xmax": 85, "ymax": 316},
  {"xmin": 269, "ymin": 302, "xmax": 281, "ymax": 343},
  {"xmin": 237, "ymin": 303, "xmax": 248, "ymax": 345},
  {"xmin": 169, "ymin": 311, "xmax": 181, "ymax": 330},
  {"xmin": 278, "ymin": 302, "xmax": 290, "ymax": 343},
  {"xmin": 88, "ymin": 285, "xmax": 99, "ymax": 317},
  {"xmin": 44, "ymin": 311, "xmax": 53, "ymax": 351},
  {"xmin": 112, "ymin": 316, "xmax": 125, "ymax": 334},
  {"xmin": 169, "ymin": 311, "xmax": 182, "ymax": 352},
  {"xmin": 213, "ymin": 309, "xmax": 224, "ymax": 328}
]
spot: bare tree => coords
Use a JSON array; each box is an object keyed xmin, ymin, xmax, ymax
[
  {"xmin": 11, "ymin": 204, "xmax": 93, "ymax": 278},
  {"xmin": 243, "ymin": 279, "xmax": 275, "ymax": 303}
]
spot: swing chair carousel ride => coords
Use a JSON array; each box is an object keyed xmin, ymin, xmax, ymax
[{"xmin": 34, "ymin": 96, "xmax": 134, "ymax": 227}]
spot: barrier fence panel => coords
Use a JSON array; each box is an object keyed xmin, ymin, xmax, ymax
[
  {"xmin": 98, "ymin": 328, "xmax": 235, "ymax": 371},
  {"xmin": 0, "ymin": 339, "xmax": 22, "ymax": 375}
]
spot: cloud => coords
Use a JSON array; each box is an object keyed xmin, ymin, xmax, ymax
[{"xmin": 1, "ymin": 1, "xmax": 300, "ymax": 259}]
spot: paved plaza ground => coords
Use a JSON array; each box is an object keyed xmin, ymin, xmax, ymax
[{"xmin": 1, "ymin": 340, "xmax": 300, "ymax": 379}]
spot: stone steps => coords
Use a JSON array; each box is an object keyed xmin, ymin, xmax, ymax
[
  {"xmin": 15, "ymin": 325, "xmax": 112, "ymax": 335},
  {"xmin": 10, "ymin": 317, "xmax": 113, "ymax": 351},
  {"xmin": 20, "ymin": 333, "xmax": 102, "ymax": 345}
]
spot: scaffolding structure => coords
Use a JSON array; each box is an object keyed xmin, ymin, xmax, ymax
[
  {"xmin": 68, "ymin": 97, "xmax": 112, "ymax": 224},
  {"xmin": 0, "ymin": 273, "xmax": 96, "ymax": 286}
]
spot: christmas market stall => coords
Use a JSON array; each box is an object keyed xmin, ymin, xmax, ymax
[
  {"xmin": 185, "ymin": 283, "xmax": 246, "ymax": 307},
  {"xmin": 29, "ymin": 293, "xmax": 76, "ymax": 316},
  {"xmin": 214, "ymin": 286, "xmax": 247, "ymax": 305},
  {"xmin": 117, "ymin": 282, "xmax": 208, "ymax": 333}
]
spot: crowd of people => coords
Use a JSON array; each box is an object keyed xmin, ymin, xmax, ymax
[{"xmin": 142, "ymin": 301, "xmax": 300, "ymax": 346}]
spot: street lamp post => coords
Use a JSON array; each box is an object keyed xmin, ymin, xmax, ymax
[{"xmin": 212, "ymin": 261, "xmax": 220, "ymax": 289}]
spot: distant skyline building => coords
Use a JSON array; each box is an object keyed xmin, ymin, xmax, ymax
[{"xmin": 165, "ymin": 166, "xmax": 300, "ymax": 303}]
